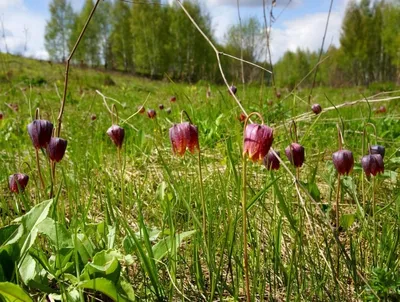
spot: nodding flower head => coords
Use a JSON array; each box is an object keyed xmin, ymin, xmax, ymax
[
  {"xmin": 166, "ymin": 107, "xmax": 172, "ymax": 114},
  {"xmin": 169, "ymin": 122, "xmax": 199, "ymax": 156},
  {"xmin": 27, "ymin": 119, "xmax": 54, "ymax": 149},
  {"xmin": 158, "ymin": 104, "xmax": 164, "ymax": 110},
  {"xmin": 312, "ymin": 104, "xmax": 322, "ymax": 115},
  {"xmin": 332, "ymin": 149, "xmax": 354, "ymax": 175},
  {"xmin": 47, "ymin": 137, "xmax": 68, "ymax": 162},
  {"xmin": 361, "ymin": 154, "xmax": 384, "ymax": 177},
  {"xmin": 229, "ymin": 85, "xmax": 237, "ymax": 96},
  {"xmin": 138, "ymin": 106, "xmax": 145, "ymax": 114},
  {"xmin": 170, "ymin": 96, "xmax": 176, "ymax": 103},
  {"xmin": 9, "ymin": 173, "xmax": 29, "ymax": 193},
  {"xmin": 107, "ymin": 125, "xmax": 125, "ymax": 148},
  {"xmin": 285, "ymin": 143, "xmax": 305, "ymax": 167},
  {"xmin": 369, "ymin": 145, "xmax": 385, "ymax": 159},
  {"xmin": 243, "ymin": 123, "xmax": 274, "ymax": 162},
  {"xmin": 147, "ymin": 109, "xmax": 156, "ymax": 119},
  {"xmin": 0, "ymin": 111, "xmax": 3, "ymax": 120},
  {"xmin": 91, "ymin": 114, "xmax": 97, "ymax": 121},
  {"xmin": 263, "ymin": 150, "xmax": 280, "ymax": 171}
]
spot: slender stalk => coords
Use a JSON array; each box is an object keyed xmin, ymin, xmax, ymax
[
  {"xmin": 241, "ymin": 155, "xmax": 251, "ymax": 302},
  {"xmin": 198, "ymin": 150, "xmax": 206, "ymax": 239},
  {"xmin": 35, "ymin": 149, "xmax": 45, "ymax": 190},
  {"xmin": 372, "ymin": 176, "xmax": 377, "ymax": 266},
  {"xmin": 118, "ymin": 147, "xmax": 125, "ymax": 217},
  {"xmin": 335, "ymin": 173, "xmax": 341, "ymax": 278}
]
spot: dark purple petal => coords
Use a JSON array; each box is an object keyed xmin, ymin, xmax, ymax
[
  {"xmin": 312, "ymin": 104, "xmax": 322, "ymax": 114},
  {"xmin": 187, "ymin": 124, "xmax": 199, "ymax": 154},
  {"xmin": 243, "ymin": 124, "xmax": 274, "ymax": 162},
  {"xmin": 332, "ymin": 149, "xmax": 354, "ymax": 175},
  {"xmin": 362, "ymin": 154, "xmax": 384, "ymax": 177},
  {"xmin": 263, "ymin": 150, "xmax": 280, "ymax": 171},
  {"xmin": 9, "ymin": 173, "xmax": 29, "ymax": 193},
  {"xmin": 27, "ymin": 120, "xmax": 53, "ymax": 149},
  {"xmin": 107, "ymin": 125, "xmax": 125, "ymax": 148},
  {"xmin": 47, "ymin": 137, "xmax": 68, "ymax": 162},
  {"xmin": 147, "ymin": 109, "xmax": 156, "ymax": 119},
  {"xmin": 369, "ymin": 145, "xmax": 385, "ymax": 159},
  {"xmin": 169, "ymin": 123, "xmax": 189, "ymax": 156},
  {"xmin": 285, "ymin": 143, "xmax": 305, "ymax": 167}
]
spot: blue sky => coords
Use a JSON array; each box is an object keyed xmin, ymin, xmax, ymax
[{"xmin": 0, "ymin": 0, "xmax": 351, "ymax": 63}]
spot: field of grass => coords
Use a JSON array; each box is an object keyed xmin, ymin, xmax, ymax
[{"xmin": 1, "ymin": 53, "xmax": 400, "ymax": 301}]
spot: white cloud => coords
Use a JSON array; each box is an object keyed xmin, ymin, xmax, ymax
[
  {"xmin": 0, "ymin": 1, "xmax": 48, "ymax": 59},
  {"xmin": 268, "ymin": 11, "xmax": 343, "ymax": 62}
]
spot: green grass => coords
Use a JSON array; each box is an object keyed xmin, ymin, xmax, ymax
[{"xmin": 1, "ymin": 53, "xmax": 400, "ymax": 301}]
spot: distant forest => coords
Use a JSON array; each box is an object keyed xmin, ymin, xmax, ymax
[{"xmin": 45, "ymin": 0, "xmax": 400, "ymax": 88}]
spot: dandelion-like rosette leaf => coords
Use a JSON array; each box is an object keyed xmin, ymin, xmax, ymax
[
  {"xmin": 285, "ymin": 143, "xmax": 305, "ymax": 167},
  {"xmin": 362, "ymin": 154, "xmax": 384, "ymax": 177},
  {"xmin": 27, "ymin": 119, "xmax": 53, "ymax": 149},
  {"xmin": 332, "ymin": 149, "xmax": 354, "ymax": 175},
  {"xmin": 369, "ymin": 145, "xmax": 385, "ymax": 159},
  {"xmin": 243, "ymin": 124, "xmax": 274, "ymax": 162},
  {"xmin": 47, "ymin": 137, "xmax": 68, "ymax": 162},
  {"xmin": 263, "ymin": 150, "xmax": 280, "ymax": 171},
  {"xmin": 107, "ymin": 125, "xmax": 125, "ymax": 148},
  {"xmin": 9, "ymin": 173, "xmax": 29, "ymax": 193}
]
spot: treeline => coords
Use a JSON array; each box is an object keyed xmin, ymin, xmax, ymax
[
  {"xmin": 275, "ymin": 0, "xmax": 400, "ymax": 88},
  {"xmin": 45, "ymin": 0, "xmax": 400, "ymax": 87},
  {"xmin": 45, "ymin": 0, "xmax": 220, "ymax": 82}
]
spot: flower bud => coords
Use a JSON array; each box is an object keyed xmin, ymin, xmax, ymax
[
  {"xmin": 169, "ymin": 122, "xmax": 199, "ymax": 156},
  {"xmin": 285, "ymin": 143, "xmax": 305, "ymax": 167},
  {"xmin": 0, "ymin": 111, "xmax": 3, "ymax": 120},
  {"xmin": 170, "ymin": 96, "xmax": 176, "ymax": 102},
  {"xmin": 158, "ymin": 104, "xmax": 164, "ymax": 110},
  {"xmin": 91, "ymin": 114, "xmax": 97, "ymax": 121},
  {"xmin": 147, "ymin": 109, "xmax": 156, "ymax": 119},
  {"xmin": 229, "ymin": 85, "xmax": 237, "ymax": 95},
  {"xmin": 238, "ymin": 113, "xmax": 246, "ymax": 123},
  {"xmin": 27, "ymin": 119, "xmax": 54, "ymax": 149},
  {"xmin": 263, "ymin": 150, "xmax": 280, "ymax": 170},
  {"xmin": 361, "ymin": 154, "xmax": 384, "ymax": 177},
  {"xmin": 332, "ymin": 149, "xmax": 354, "ymax": 175},
  {"xmin": 9, "ymin": 173, "xmax": 29, "ymax": 193},
  {"xmin": 369, "ymin": 145, "xmax": 385, "ymax": 159},
  {"xmin": 243, "ymin": 123, "xmax": 274, "ymax": 162},
  {"xmin": 312, "ymin": 104, "xmax": 322, "ymax": 114},
  {"xmin": 47, "ymin": 137, "xmax": 68, "ymax": 162},
  {"xmin": 107, "ymin": 125, "xmax": 125, "ymax": 148},
  {"xmin": 166, "ymin": 107, "xmax": 172, "ymax": 114},
  {"xmin": 138, "ymin": 106, "xmax": 145, "ymax": 114}
]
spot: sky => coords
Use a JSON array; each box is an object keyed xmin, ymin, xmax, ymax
[{"xmin": 0, "ymin": 0, "xmax": 353, "ymax": 63}]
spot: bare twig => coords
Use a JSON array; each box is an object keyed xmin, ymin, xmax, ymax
[
  {"xmin": 263, "ymin": 0, "xmax": 277, "ymax": 96},
  {"xmin": 56, "ymin": 0, "xmax": 101, "ymax": 137},
  {"xmin": 308, "ymin": 0, "xmax": 334, "ymax": 103}
]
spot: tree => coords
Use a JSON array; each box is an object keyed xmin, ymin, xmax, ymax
[
  {"xmin": 109, "ymin": 1, "xmax": 133, "ymax": 71},
  {"xmin": 44, "ymin": 0, "xmax": 75, "ymax": 62},
  {"xmin": 69, "ymin": 0, "xmax": 101, "ymax": 66}
]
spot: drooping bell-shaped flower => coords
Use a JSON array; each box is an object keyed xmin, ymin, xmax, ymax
[
  {"xmin": 229, "ymin": 85, "xmax": 237, "ymax": 96},
  {"xmin": 243, "ymin": 123, "xmax": 274, "ymax": 162},
  {"xmin": 47, "ymin": 137, "xmax": 68, "ymax": 162},
  {"xmin": 166, "ymin": 107, "xmax": 172, "ymax": 114},
  {"xmin": 138, "ymin": 106, "xmax": 145, "ymax": 114},
  {"xmin": 170, "ymin": 96, "xmax": 176, "ymax": 103},
  {"xmin": 238, "ymin": 113, "xmax": 246, "ymax": 123},
  {"xmin": 369, "ymin": 145, "xmax": 385, "ymax": 159},
  {"xmin": 27, "ymin": 119, "xmax": 53, "ymax": 149},
  {"xmin": 0, "ymin": 111, "xmax": 3, "ymax": 120},
  {"xmin": 147, "ymin": 109, "xmax": 156, "ymax": 119},
  {"xmin": 361, "ymin": 154, "xmax": 384, "ymax": 177},
  {"xmin": 9, "ymin": 173, "xmax": 29, "ymax": 193},
  {"xmin": 263, "ymin": 150, "xmax": 280, "ymax": 171},
  {"xmin": 285, "ymin": 143, "xmax": 305, "ymax": 167},
  {"xmin": 91, "ymin": 114, "xmax": 97, "ymax": 121},
  {"xmin": 312, "ymin": 104, "xmax": 322, "ymax": 115},
  {"xmin": 332, "ymin": 149, "xmax": 354, "ymax": 175},
  {"xmin": 107, "ymin": 125, "xmax": 125, "ymax": 148},
  {"xmin": 169, "ymin": 122, "xmax": 199, "ymax": 156},
  {"xmin": 158, "ymin": 104, "xmax": 164, "ymax": 110}
]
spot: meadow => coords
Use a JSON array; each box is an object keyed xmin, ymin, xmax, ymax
[{"xmin": 1, "ymin": 53, "xmax": 400, "ymax": 301}]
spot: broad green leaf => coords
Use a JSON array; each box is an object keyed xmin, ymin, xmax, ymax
[
  {"xmin": 0, "ymin": 282, "xmax": 32, "ymax": 302},
  {"xmin": 120, "ymin": 280, "xmax": 136, "ymax": 301},
  {"xmin": 340, "ymin": 214, "xmax": 356, "ymax": 230},
  {"xmin": 78, "ymin": 278, "xmax": 127, "ymax": 302},
  {"xmin": 81, "ymin": 250, "xmax": 122, "ymax": 283},
  {"xmin": 153, "ymin": 230, "xmax": 196, "ymax": 261},
  {"xmin": 0, "ymin": 225, "xmax": 19, "ymax": 245},
  {"xmin": 75, "ymin": 233, "xmax": 94, "ymax": 264},
  {"xmin": 19, "ymin": 254, "xmax": 55, "ymax": 293},
  {"xmin": 36, "ymin": 218, "xmax": 73, "ymax": 250}
]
